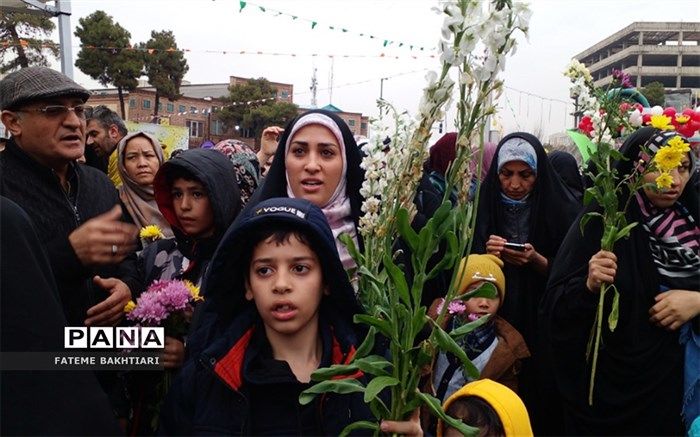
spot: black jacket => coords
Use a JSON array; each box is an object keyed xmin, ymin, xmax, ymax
[
  {"xmin": 160, "ymin": 198, "xmax": 370, "ymax": 435},
  {"xmin": 0, "ymin": 138, "xmax": 139, "ymax": 326},
  {"xmin": 1, "ymin": 197, "xmax": 121, "ymax": 436},
  {"xmin": 540, "ymin": 127, "xmax": 695, "ymax": 435}
]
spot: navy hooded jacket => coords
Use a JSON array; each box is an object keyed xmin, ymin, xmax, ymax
[
  {"xmin": 159, "ymin": 197, "xmax": 370, "ymax": 435},
  {"xmin": 138, "ymin": 148, "xmax": 242, "ymax": 287}
]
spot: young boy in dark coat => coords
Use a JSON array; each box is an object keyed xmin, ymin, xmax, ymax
[{"xmin": 160, "ymin": 197, "xmax": 422, "ymax": 435}]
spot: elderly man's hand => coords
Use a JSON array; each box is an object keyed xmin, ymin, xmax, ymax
[{"xmin": 68, "ymin": 205, "xmax": 138, "ymax": 266}]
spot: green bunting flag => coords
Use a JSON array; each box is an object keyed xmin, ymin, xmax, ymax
[{"xmin": 237, "ymin": 0, "xmax": 429, "ymax": 51}]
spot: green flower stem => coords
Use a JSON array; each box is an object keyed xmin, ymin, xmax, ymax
[{"xmin": 588, "ymin": 282, "xmax": 609, "ymax": 405}]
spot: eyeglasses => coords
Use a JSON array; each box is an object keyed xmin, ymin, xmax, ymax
[{"xmin": 19, "ymin": 104, "xmax": 92, "ymax": 119}]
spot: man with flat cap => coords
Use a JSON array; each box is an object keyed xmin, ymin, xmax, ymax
[
  {"xmin": 0, "ymin": 66, "xmax": 140, "ymax": 327},
  {"xmin": 0, "ymin": 66, "xmax": 141, "ymax": 424}
]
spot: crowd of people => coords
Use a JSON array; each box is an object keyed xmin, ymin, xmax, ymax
[{"xmin": 1, "ymin": 66, "xmax": 698, "ymax": 436}]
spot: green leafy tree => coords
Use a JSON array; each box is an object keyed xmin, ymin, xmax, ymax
[
  {"xmin": 641, "ymin": 81, "xmax": 665, "ymax": 107},
  {"xmin": 74, "ymin": 11, "xmax": 143, "ymax": 118},
  {"xmin": 141, "ymin": 30, "xmax": 189, "ymax": 116},
  {"xmin": 217, "ymin": 78, "xmax": 298, "ymax": 147},
  {"xmin": 0, "ymin": 12, "xmax": 59, "ymax": 74}
]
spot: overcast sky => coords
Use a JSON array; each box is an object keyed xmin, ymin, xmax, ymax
[{"xmin": 49, "ymin": 0, "xmax": 700, "ymax": 139}]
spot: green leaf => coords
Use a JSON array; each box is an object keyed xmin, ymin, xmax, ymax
[
  {"xmin": 354, "ymin": 314, "xmax": 393, "ymax": 340},
  {"xmin": 416, "ymin": 392, "xmax": 479, "ymax": 436},
  {"xmin": 410, "ymin": 307, "xmax": 429, "ymax": 343},
  {"xmin": 383, "ymin": 252, "xmax": 411, "ymax": 307},
  {"xmin": 339, "ymin": 233, "xmax": 363, "ymax": 265},
  {"xmin": 603, "ymin": 191, "xmax": 618, "ymax": 210},
  {"xmin": 450, "ymin": 313, "xmax": 492, "ymax": 338},
  {"xmin": 608, "ymin": 285, "xmax": 620, "ymax": 332},
  {"xmin": 418, "ymin": 224, "xmax": 434, "ymax": 258},
  {"xmin": 363, "ymin": 376, "xmax": 399, "ymax": 403},
  {"xmin": 613, "ymin": 221, "xmax": 638, "ymax": 242},
  {"xmin": 338, "ymin": 420, "xmax": 379, "ymax": 437},
  {"xmin": 354, "ymin": 327, "xmax": 376, "ymax": 359},
  {"xmin": 310, "ymin": 363, "xmax": 359, "ymax": 381},
  {"xmin": 427, "ymin": 231, "xmax": 459, "ymax": 280},
  {"xmin": 433, "ymin": 200, "xmax": 453, "ymax": 224},
  {"xmin": 454, "ymin": 281, "xmax": 498, "ymax": 301},
  {"xmin": 299, "ymin": 379, "xmax": 364, "ymax": 405},
  {"xmin": 580, "ymin": 212, "xmax": 603, "ymax": 235},
  {"xmin": 583, "ymin": 187, "xmax": 598, "ymax": 206},
  {"xmin": 396, "ymin": 208, "xmax": 419, "ymax": 252},
  {"xmin": 368, "ymin": 397, "xmax": 390, "ymax": 421},
  {"xmin": 354, "ymin": 355, "xmax": 392, "ymax": 377},
  {"xmin": 432, "ymin": 321, "xmax": 480, "ymax": 379}
]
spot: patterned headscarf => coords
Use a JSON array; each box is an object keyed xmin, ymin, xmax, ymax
[
  {"xmin": 213, "ymin": 139, "xmax": 260, "ymax": 206},
  {"xmin": 117, "ymin": 131, "xmax": 174, "ymax": 239}
]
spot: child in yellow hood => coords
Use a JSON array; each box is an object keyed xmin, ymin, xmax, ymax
[{"xmin": 438, "ymin": 379, "xmax": 533, "ymax": 437}]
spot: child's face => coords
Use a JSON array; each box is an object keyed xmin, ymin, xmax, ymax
[
  {"xmin": 171, "ymin": 177, "xmax": 215, "ymax": 238},
  {"xmin": 464, "ymin": 280, "xmax": 500, "ymax": 318},
  {"xmin": 245, "ymin": 234, "xmax": 326, "ymax": 337}
]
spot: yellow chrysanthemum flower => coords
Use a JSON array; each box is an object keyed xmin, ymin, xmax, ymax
[
  {"xmin": 124, "ymin": 300, "xmax": 136, "ymax": 313},
  {"xmin": 649, "ymin": 115, "xmax": 673, "ymax": 131},
  {"xmin": 654, "ymin": 146, "xmax": 684, "ymax": 173},
  {"xmin": 667, "ymin": 136, "xmax": 690, "ymax": 154},
  {"xmin": 675, "ymin": 115, "xmax": 690, "ymax": 124},
  {"xmin": 655, "ymin": 172, "xmax": 674, "ymax": 190},
  {"xmin": 185, "ymin": 280, "xmax": 203, "ymax": 302},
  {"xmin": 140, "ymin": 225, "xmax": 164, "ymax": 241}
]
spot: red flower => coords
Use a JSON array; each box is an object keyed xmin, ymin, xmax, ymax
[{"xmin": 578, "ymin": 115, "xmax": 594, "ymax": 137}]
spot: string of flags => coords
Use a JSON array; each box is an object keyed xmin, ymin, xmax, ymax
[
  {"xmin": 1, "ymin": 40, "xmax": 442, "ymax": 60},
  {"xmin": 237, "ymin": 1, "xmax": 433, "ymax": 51}
]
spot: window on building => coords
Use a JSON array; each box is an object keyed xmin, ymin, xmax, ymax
[
  {"xmin": 348, "ymin": 119, "xmax": 356, "ymax": 127},
  {"xmin": 178, "ymin": 105, "xmax": 186, "ymax": 113},
  {"xmin": 280, "ymin": 90, "xmax": 289, "ymax": 99},
  {"xmin": 129, "ymin": 99, "xmax": 136, "ymax": 109},
  {"xmin": 158, "ymin": 102, "xmax": 163, "ymax": 111},
  {"xmin": 211, "ymin": 119, "xmax": 225, "ymax": 135},
  {"xmin": 143, "ymin": 100, "xmax": 151, "ymax": 109},
  {"xmin": 190, "ymin": 106, "xmax": 197, "ymax": 114},
  {"xmin": 186, "ymin": 120, "xmax": 204, "ymax": 138},
  {"xmin": 361, "ymin": 122, "xmax": 367, "ymax": 131},
  {"xmin": 167, "ymin": 103, "xmax": 174, "ymax": 112}
]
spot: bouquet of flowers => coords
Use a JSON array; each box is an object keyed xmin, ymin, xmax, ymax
[
  {"xmin": 565, "ymin": 61, "xmax": 695, "ymax": 405},
  {"xmin": 124, "ymin": 279, "xmax": 202, "ymax": 429},
  {"xmin": 300, "ymin": 1, "xmax": 530, "ymax": 435}
]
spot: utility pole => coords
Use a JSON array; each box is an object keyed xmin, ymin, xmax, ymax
[
  {"xmin": 328, "ymin": 58, "xmax": 334, "ymax": 104},
  {"xmin": 380, "ymin": 77, "xmax": 386, "ymax": 100},
  {"xmin": 310, "ymin": 67, "xmax": 318, "ymax": 108},
  {"xmin": 12, "ymin": 0, "xmax": 74, "ymax": 78}
]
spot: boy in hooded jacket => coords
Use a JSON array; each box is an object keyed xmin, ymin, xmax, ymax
[
  {"xmin": 129, "ymin": 149, "xmax": 241, "ymax": 434},
  {"xmin": 160, "ymin": 197, "xmax": 404, "ymax": 435}
]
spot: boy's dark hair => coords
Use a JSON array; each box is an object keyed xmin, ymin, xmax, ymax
[
  {"xmin": 166, "ymin": 166, "xmax": 205, "ymax": 188},
  {"xmin": 446, "ymin": 395, "xmax": 505, "ymax": 437}
]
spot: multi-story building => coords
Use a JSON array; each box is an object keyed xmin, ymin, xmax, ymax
[
  {"xmin": 89, "ymin": 76, "xmax": 369, "ymax": 148},
  {"xmin": 89, "ymin": 75, "xmax": 295, "ymax": 148},
  {"xmin": 574, "ymin": 22, "xmax": 700, "ymax": 95}
]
